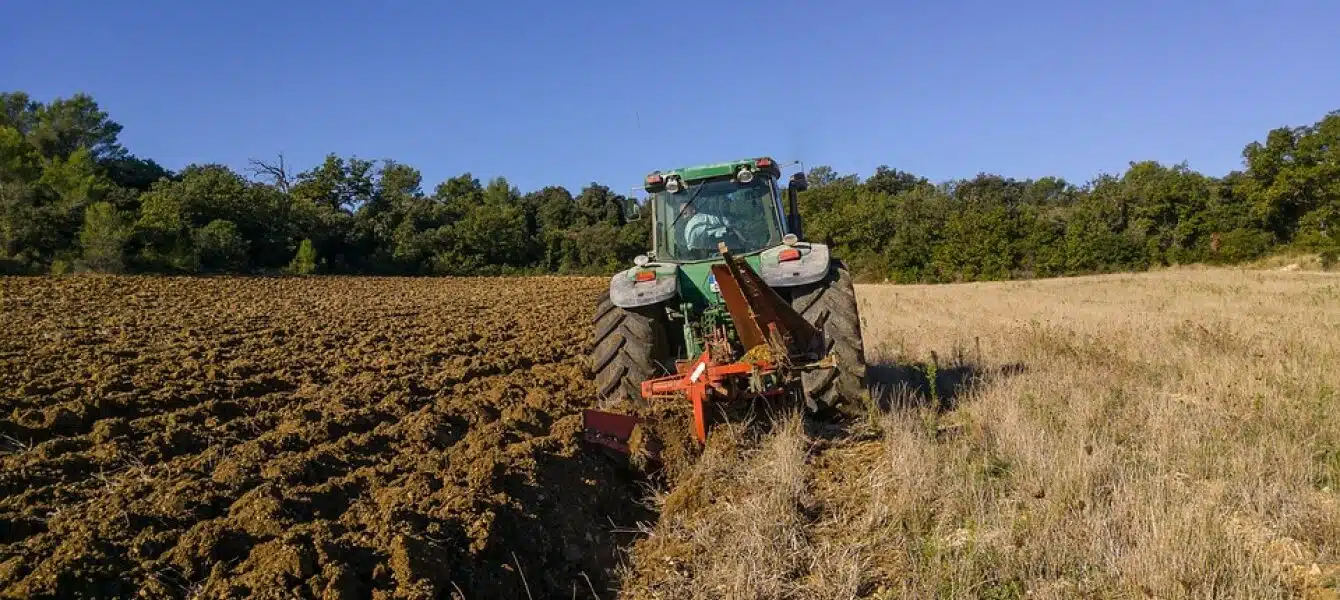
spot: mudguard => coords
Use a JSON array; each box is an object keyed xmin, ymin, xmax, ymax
[
  {"xmin": 758, "ymin": 242, "xmax": 832, "ymax": 288},
  {"xmin": 609, "ymin": 263, "xmax": 679, "ymax": 308}
]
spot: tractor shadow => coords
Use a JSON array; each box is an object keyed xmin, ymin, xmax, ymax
[
  {"xmin": 481, "ymin": 445, "xmax": 659, "ymax": 599},
  {"xmin": 802, "ymin": 351, "xmax": 1027, "ymax": 441},
  {"xmin": 865, "ymin": 351, "xmax": 1028, "ymax": 413}
]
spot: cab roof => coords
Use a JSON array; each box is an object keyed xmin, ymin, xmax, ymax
[{"xmin": 649, "ymin": 157, "xmax": 780, "ymax": 183}]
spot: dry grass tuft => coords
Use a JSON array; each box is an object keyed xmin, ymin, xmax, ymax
[
  {"xmin": 1244, "ymin": 252, "xmax": 1339, "ymax": 272},
  {"xmin": 619, "ymin": 414, "xmax": 817, "ymax": 600},
  {"xmin": 618, "ymin": 268, "xmax": 1340, "ymax": 599}
]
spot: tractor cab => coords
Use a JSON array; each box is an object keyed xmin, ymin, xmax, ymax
[
  {"xmin": 609, "ymin": 157, "xmax": 826, "ymax": 312},
  {"xmin": 647, "ymin": 162, "xmax": 788, "ymax": 262},
  {"xmin": 640, "ymin": 158, "xmax": 809, "ymax": 262}
]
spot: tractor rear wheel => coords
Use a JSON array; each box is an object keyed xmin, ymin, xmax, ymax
[
  {"xmin": 790, "ymin": 265, "xmax": 868, "ymax": 414},
  {"xmin": 589, "ymin": 292, "xmax": 672, "ymax": 405}
]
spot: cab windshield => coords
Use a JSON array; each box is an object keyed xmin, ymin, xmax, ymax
[{"xmin": 653, "ymin": 177, "xmax": 784, "ymax": 261}]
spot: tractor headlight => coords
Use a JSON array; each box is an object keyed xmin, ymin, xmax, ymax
[
  {"xmin": 666, "ymin": 177, "xmax": 682, "ymax": 193},
  {"xmin": 736, "ymin": 168, "xmax": 754, "ymax": 184}
]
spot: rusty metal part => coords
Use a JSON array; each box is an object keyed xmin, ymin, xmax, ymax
[
  {"xmin": 710, "ymin": 264, "xmax": 765, "ymax": 350},
  {"xmin": 704, "ymin": 321, "xmax": 734, "ymax": 365},
  {"xmin": 711, "ymin": 242, "xmax": 818, "ymax": 357}
]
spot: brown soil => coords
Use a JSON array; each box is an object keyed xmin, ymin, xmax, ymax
[{"xmin": 0, "ymin": 275, "xmax": 654, "ymax": 599}]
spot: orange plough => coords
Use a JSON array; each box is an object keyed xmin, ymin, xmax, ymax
[{"xmin": 582, "ymin": 244, "xmax": 836, "ymax": 458}]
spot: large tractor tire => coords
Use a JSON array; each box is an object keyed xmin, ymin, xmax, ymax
[
  {"xmin": 589, "ymin": 292, "xmax": 672, "ymax": 406},
  {"xmin": 789, "ymin": 265, "xmax": 868, "ymax": 414}
]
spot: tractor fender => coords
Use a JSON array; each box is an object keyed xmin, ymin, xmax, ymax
[
  {"xmin": 609, "ymin": 264, "xmax": 679, "ymax": 308},
  {"xmin": 758, "ymin": 242, "xmax": 832, "ymax": 288}
]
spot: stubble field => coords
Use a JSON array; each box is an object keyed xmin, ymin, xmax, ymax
[
  {"xmin": 620, "ymin": 268, "xmax": 1340, "ymax": 599},
  {"xmin": 2, "ymin": 268, "xmax": 1338, "ymax": 599}
]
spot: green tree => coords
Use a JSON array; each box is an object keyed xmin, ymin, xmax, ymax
[
  {"xmin": 102, "ymin": 154, "xmax": 171, "ymax": 192},
  {"xmin": 526, "ymin": 186, "xmax": 579, "ymax": 271},
  {"xmin": 0, "ymin": 92, "xmax": 39, "ymax": 136},
  {"xmin": 932, "ymin": 202, "xmax": 1017, "ymax": 281},
  {"xmin": 39, "ymin": 147, "xmax": 107, "ymax": 212},
  {"xmin": 134, "ymin": 177, "xmax": 193, "ymax": 270},
  {"xmin": 289, "ymin": 238, "xmax": 317, "ymax": 274},
  {"xmin": 806, "ymin": 165, "xmax": 860, "ymax": 189},
  {"xmin": 0, "ymin": 126, "xmax": 41, "ymax": 180},
  {"xmin": 78, "ymin": 201, "xmax": 132, "ymax": 272},
  {"xmin": 434, "ymin": 177, "xmax": 531, "ymax": 274},
  {"xmin": 1241, "ymin": 112, "xmax": 1340, "ymax": 242},
  {"xmin": 194, "ymin": 220, "xmax": 249, "ymax": 272},
  {"xmin": 19, "ymin": 93, "xmax": 126, "ymax": 162},
  {"xmin": 865, "ymin": 165, "xmax": 927, "ymax": 196}
]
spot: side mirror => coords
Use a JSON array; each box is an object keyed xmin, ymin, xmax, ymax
[
  {"xmin": 788, "ymin": 172, "xmax": 809, "ymax": 192},
  {"xmin": 786, "ymin": 173, "xmax": 806, "ymax": 238}
]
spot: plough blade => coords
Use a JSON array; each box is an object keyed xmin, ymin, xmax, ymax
[
  {"xmin": 581, "ymin": 409, "xmax": 662, "ymax": 460},
  {"xmin": 581, "ymin": 409, "xmax": 640, "ymax": 454}
]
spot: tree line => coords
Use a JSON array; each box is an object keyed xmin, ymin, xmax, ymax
[
  {"xmin": 0, "ymin": 91, "xmax": 647, "ymax": 277},
  {"xmin": 2, "ymin": 90, "xmax": 1337, "ymax": 281},
  {"xmin": 799, "ymin": 109, "xmax": 1339, "ymax": 282}
]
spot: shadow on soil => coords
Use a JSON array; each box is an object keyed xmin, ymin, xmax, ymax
[{"xmin": 484, "ymin": 448, "xmax": 658, "ymax": 599}]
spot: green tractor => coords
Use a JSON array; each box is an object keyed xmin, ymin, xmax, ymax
[{"xmin": 584, "ymin": 157, "xmax": 867, "ymax": 452}]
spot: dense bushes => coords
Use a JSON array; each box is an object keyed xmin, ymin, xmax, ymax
[{"xmin": 2, "ymin": 89, "xmax": 1337, "ymax": 280}]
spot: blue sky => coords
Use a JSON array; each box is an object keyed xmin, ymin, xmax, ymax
[{"xmin": 5, "ymin": 0, "xmax": 1339, "ymax": 195}]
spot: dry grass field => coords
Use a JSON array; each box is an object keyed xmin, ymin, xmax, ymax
[{"xmin": 618, "ymin": 268, "xmax": 1340, "ymax": 599}]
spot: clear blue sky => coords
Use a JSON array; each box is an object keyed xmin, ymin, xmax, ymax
[{"xmin": 5, "ymin": 0, "xmax": 1339, "ymax": 195}]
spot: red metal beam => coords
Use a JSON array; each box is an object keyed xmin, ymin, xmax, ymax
[{"xmin": 640, "ymin": 351, "xmax": 783, "ymax": 443}]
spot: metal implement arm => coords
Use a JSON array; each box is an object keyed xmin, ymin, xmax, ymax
[{"xmin": 710, "ymin": 243, "xmax": 819, "ymax": 356}]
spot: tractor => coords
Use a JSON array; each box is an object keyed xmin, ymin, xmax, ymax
[{"xmin": 583, "ymin": 157, "xmax": 867, "ymax": 458}]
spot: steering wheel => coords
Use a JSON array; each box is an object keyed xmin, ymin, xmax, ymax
[{"xmin": 715, "ymin": 227, "xmax": 747, "ymax": 250}]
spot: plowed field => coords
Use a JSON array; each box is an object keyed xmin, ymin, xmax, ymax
[{"xmin": 0, "ymin": 275, "xmax": 651, "ymax": 599}]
